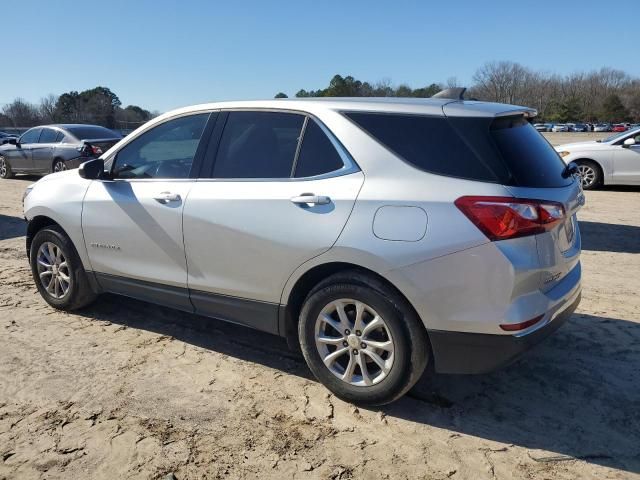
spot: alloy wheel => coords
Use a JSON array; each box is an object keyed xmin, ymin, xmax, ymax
[
  {"xmin": 36, "ymin": 242, "xmax": 70, "ymax": 299},
  {"xmin": 577, "ymin": 164, "xmax": 596, "ymax": 188},
  {"xmin": 314, "ymin": 299, "xmax": 395, "ymax": 386},
  {"xmin": 53, "ymin": 161, "xmax": 66, "ymax": 173},
  {"xmin": 0, "ymin": 157, "xmax": 6, "ymax": 177}
]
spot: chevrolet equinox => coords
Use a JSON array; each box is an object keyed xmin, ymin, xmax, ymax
[{"xmin": 23, "ymin": 97, "xmax": 583, "ymax": 405}]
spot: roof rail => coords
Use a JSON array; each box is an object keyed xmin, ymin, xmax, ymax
[{"xmin": 432, "ymin": 87, "xmax": 467, "ymax": 100}]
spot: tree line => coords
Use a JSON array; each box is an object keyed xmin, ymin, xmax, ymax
[
  {"xmin": 0, "ymin": 86, "xmax": 158, "ymax": 130},
  {"xmin": 275, "ymin": 61, "xmax": 640, "ymax": 123}
]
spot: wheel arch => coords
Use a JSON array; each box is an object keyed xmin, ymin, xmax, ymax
[
  {"xmin": 26, "ymin": 215, "xmax": 63, "ymax": 259},
  {"xmin": 279, "ymin": 260, "xmax": 428, "ymax": 353}
]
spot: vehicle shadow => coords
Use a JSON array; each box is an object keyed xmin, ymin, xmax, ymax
[
  {"xmin": 599, "ymin": 185, "xmax": 640, "ymax": 193},
  {"xmin": 579, "ymin": 220, "xmax": 640, "ymax": 254},
  {"xmin": 75, "ymin": 295, "xmax": 640, "ymax": 474},
  {"xmin": 0, "ymin": 213, "xmax": 26, "ymax": 241},
  {"xmin": 388, "ymin": 312, "xmax": 640, "ymax": 474}
]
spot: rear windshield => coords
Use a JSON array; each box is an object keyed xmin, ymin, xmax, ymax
[
  {"xmin": 486, "ymin": 116, "xmax": 572, "ymax": 187},
  {"xmin": 65, "ymin": 125, "xmax": 121, "ymax": 140},
  {"xmin": 344, "ymin": 112, "xmax": 571, "ymax": 188}
]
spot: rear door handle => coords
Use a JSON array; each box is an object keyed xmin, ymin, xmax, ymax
[
  {"xmin": 290, "ymin": 194, "xmax": 331, "ymax": 206},
  {"xmin": 153, "ymin": 191, "xmax": 181, "ymax": 204}
]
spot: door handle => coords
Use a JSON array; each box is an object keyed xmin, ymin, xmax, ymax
[
  {"xmin": 153, "ymin": 191, "xmax": 181, "ymax": 204},
  {"xmin": 290, "ymin": 194, "xmax": 331, "ymax": 206}
]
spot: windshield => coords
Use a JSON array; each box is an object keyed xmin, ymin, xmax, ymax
[{"xmin": 602, "ymin": 127, "xmax": 640, "ymax": 143}]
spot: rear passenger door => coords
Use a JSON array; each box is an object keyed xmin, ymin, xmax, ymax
[
  {"xmin": 183, "ymin": 111, "xmax": 364, "ymax": 333},
  {"xmin": 32, "ymin": 127, "xmax": 59, "ymax": 173}
]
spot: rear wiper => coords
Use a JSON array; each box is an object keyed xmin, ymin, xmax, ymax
[{"xmin": 562, "ymin": 162, "xmax": 578, "ymax": 178}]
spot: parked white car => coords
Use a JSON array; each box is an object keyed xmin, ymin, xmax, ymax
[
  {"xmin": 556, "ymin": 127, "xmax": 640, "ymax": 189},
  {"xmin": 552, "ymin": 124, "xmax": 569, "ymax": 132}
]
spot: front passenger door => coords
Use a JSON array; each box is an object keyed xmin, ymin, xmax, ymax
[
  {"xmin": 10, "ymin": 127, "xmax": 41, "ymax": 170},
  {"xmin": 613, "ymin": 132, "xmax": 640, "ymax": 184},
  {"xmin": 82, "ymin": 112, "xmax": 214, "ymax": 310}
]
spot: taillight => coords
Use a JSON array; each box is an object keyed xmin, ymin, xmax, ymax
[
  {"xmin": 455, "ymin": 196, "xmax": 565, "ymax": 241},
  {"xmin": 78, "ymin": 144, "xmax": 103, "ymax": 156}
]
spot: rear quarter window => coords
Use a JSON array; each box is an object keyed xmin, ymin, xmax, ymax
[
  {"xmin": 345, "ymin": 112, "xmax": 572, "ymax": 188},
  {"xmin": 344, "ymin": 112, "xmax": 501, "ymax": 183}
]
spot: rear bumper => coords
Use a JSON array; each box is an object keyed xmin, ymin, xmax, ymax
[{"xmin": 428, "ymin": 292, "xmax": 581, "ymax": 374}]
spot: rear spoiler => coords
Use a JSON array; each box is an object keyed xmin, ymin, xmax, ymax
[
  {"xmin": 435, "ymin": 87, "xmax": 537, "ymax": 118},
  {"xmin": 432, "ymin": 87, "xmax": 468, "ymax": 100}
]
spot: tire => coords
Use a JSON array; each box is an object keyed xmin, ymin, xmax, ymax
[
  {"xmin": 52, "ymin": 158, "xmax": 66, "ymax": 173},
  {"xmin": 576, "ymin": 160, "xmax": 602, "ymax": 190},
  {"xmin": 298, "ymin": 271, "xmax": 429, "ymax": 406},
  {"xmin": 0, "ymin": 155, "xmax": 14, "ymax": 179},
  {"xmin": 29, "ymin": 225, "xmax": 97, "ymax": 310}
]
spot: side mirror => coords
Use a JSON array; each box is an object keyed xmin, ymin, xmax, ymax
[
  {"xmin": 622, "ymin": 138, "xmax": 636, "ymax": 148},
  {"xmin": 79, "ymin": 158, "xmax": 105, "ymax": 179},
  {"xmin": 8, "ymin": 138, "xmax": 18, "ymax": 146}
]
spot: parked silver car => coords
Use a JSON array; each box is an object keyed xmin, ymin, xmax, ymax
[
  {"xmin": 22, "ymin": 98, "xmax": 583, "ymax": 405},
  {"xmin": 0, "ymin": 124, "xmax": 121, "ymax": 179}
]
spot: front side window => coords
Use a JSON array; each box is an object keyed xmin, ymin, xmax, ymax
[
  {"xmin": 20, "ymin": 128, "xmax": 42, "ymax": 144},
  {"xmin": 38, "ymin": 128, "xmax": 59, "ymax": 143},
  {"xmin": 212, "ymin": 111, "xmax": 304, "ymax": 178},
  {"xmin": 111, "ymin": 113, "xmax": 209, "ymax": 179},
  {"xmin": 294, "ymin": 120, "xmax": 345, "ymax": 178}
]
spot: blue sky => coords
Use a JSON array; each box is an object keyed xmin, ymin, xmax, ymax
[{"xmin": 3, "ymin": 0, "xmax": 638, "ymax": 112}]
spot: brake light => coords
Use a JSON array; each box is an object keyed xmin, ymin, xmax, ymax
[
  {"xmin": 455, "ymin": 196, "xmax": 565, "ymax": 241},
  {"xmin": 78, "ymin": 144, "xmax": 103, "ymax": 156}
]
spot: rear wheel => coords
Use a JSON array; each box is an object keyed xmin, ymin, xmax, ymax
[
  {"xmin": 298, "ymin": 271, "xmax": 429, "ymax": 406},
  {"xmin": 0, "ymin": 155, "xmax": 14, "ymax": 179},
  {"xmin": 576, "ymin": 160, "xmax": 602, "ymax": 190},
  {"xmin": 30, "ymin": 226, "xmax": 97, "ymax": 310},
  {"xmin": 52, "ymin": 159, "xmax": 66, "ymax": 173}
]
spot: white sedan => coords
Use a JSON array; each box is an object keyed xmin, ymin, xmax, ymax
[{"xmin": 555, "ymin": 128, "xmax": 640, "ymax": 189}]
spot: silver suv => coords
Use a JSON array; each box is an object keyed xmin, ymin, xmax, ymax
[{"xmin": 23, "ymin": 98, "xmax": 583, "ymax": 405}]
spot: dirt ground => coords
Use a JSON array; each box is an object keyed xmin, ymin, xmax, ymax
[{"xmin": 1, "ymin": 133, "xmax": 639, "ymax": 479}]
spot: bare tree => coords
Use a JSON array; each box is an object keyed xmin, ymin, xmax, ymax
[{"xmin": 39, "ymin": 94, "xmax": 58, "ymax": 123}]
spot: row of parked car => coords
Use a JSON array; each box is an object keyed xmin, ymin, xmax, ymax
[
  {"xmin": 534, "ymin": 122, "xmax": 639, "ymax": 133},
  {"xmin": 0, "ymin": 124, "xmax": 122, "ymax": 178}
]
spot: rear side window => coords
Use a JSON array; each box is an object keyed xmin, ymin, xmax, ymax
[
  {"xmin": 346, "ymin": 112, "xmax": 571, "ymax": 187},
  {"xmin": 487, "ymin": 116, "xmax": 571, "ymax": 187},
  {"xmin": 345, "ymin": 112, "xmax": 499, "ymax": 182},
  {"xmin": 294, "ymin": 120, "xmax": 344, "ymax": 177},
  {"xmin": 38, "ymin": 128, "xmax": 58, "ymax": 143},
  {"xmin": 213, "ymin": 111, "xmax": 304, "ymax": 178},
  {"xmin": 55, "ymin": 131, "xmax": 65, "ymax": 142}
]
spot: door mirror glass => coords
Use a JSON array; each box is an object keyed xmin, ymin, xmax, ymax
[
  {"xmin": 79, "ymin": 158, "xmax": 105, "ymax": 179},
  {"xmin": 623, "ymin": 137, "xmax": 636, "ymax": 148}
]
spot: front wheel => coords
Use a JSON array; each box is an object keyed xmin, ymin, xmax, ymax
[
  {"xmin": 576, "ymin": 161, "xmax": 602, "ymax": 190},
  {"xmin": 30, "ymin": 225, "xmax": 97, "ymax": 310},
  {"xmin": 0, "ymin": 155, "xmax": 14, "ymax": 179},
  {"xmin": 298, "ymin": 271, "xmax": 429, "ymax": 406}
]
